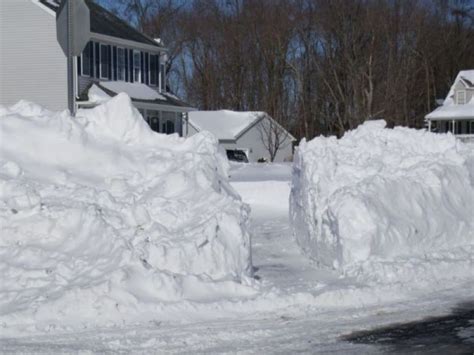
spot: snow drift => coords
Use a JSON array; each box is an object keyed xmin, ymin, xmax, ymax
[
  {"xmin": 290, "ymin": 120, "xmax": 474, "ymax": 274},
  {"xmin": 0, "ymin": 94, "xmax": 253, "ymax": 330}
]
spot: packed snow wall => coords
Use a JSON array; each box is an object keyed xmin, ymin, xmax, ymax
[
  {"xmin": 290, "ymin": 120, "xmax": 474, "ymax": 271},
  {"xmin": 0, "ymin": 94, "xmax": 253, "ymax": 329}
]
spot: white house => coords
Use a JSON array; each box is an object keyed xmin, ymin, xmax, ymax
[
  {"xmin": 0, "ymin": 0, "xmax": 193, "ymax": 135},
  {"xmin": 185, "ymin": 110, "xmax": 296, "ymax": 162},
  {"xmin": 425, "ymin": 70, "xmax": 474, "ymax": 142}
]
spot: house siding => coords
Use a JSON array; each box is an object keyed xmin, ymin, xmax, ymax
[
  {"xmin": 0, "ymin": 0, "xmax": 68, "ymax": 111},
  {"xmin": 236, "ymin": 118, "xmax": 293, "ymax": 162}
]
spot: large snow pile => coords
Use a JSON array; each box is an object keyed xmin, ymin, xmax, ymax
[
  {"xmin": 0, "ymin": 94, "xmax": 253, "ymax": 331},
  {"xmin": 290, "ymin": 120, "xmax": 474, "ymax": 276}
]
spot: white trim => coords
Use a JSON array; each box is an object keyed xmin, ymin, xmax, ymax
[{"xmin": 99, "ymin": 43, "xmax": 110, "ymax": 80}]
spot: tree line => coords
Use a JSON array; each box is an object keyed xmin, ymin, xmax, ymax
[{"xmin": 101, "ymin": 0, "xmax": 474, "ymax": 139}]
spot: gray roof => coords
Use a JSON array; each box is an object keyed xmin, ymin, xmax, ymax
[
  {"xmin": 80, "ymin": 82, "xmax": 191, "ymax": 109},
  {"xmin": 39, "ymin": 0, "xmax": 163, "ymax": 49}
]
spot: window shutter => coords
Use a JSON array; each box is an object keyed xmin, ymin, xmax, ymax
[
  {"xmin": 160, "ymin": 63, "xmax": 166, "ymax": 92},
  {"xmin": 125, "ymin": 49, "xmax": 129, "ymax": 82},
  {"xmin": 89, "ymin": 42, "xmax": 94, "ymax": 75},
  {"xmin": 95, "ymin": 42, "xmax": 100, "ymax": 78},
  {"xmin": 113, "ymin": 46, "xmax": 117, "ymax": 80},
  {"xmin": 107, "ymin": 45, "xmax": 112, "ymax": 79},
  {"xmin": 129, "ymin": 49, "xmax": 134, "ymax": 83},
  {"xmin": 140, "ymin": 52, "xmax": 145, "ymax": 83},
  {"xmin": 145, "ymin": 53, "xmax": 149, "ymax": 85},
  {"xmin": 77, "ymin": 55, "xmax": 82, "ymax": 76}
]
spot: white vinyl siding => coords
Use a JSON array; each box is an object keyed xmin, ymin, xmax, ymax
[{"xmin": 0, "ymin": 0, "xmax": 67, "ymax": 111}]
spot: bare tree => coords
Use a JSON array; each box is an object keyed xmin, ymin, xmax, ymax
[{"xmin": 257, "ymin": 114, "xmax": 292, "ymax": 162}]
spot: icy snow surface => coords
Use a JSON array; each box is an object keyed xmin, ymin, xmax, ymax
[
  {"xmin": 0, "ymin": 157, "xmax": 473, "ymax": 352},
  {"xmin": 87, "ymin": 84, "xmax": 111, "ymax": 104},
  {"xmin": 290, "ymin": 120, "xmax": 474, "ymax": 284},
  {"xmin": 188, "ymin": 110, "xmax": 262, "ymax": 140},
  {"xmin": 0, "ymin": 94, "xmax": 253, "ymax": 332}
]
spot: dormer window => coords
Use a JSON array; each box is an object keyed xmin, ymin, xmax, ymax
[
  {"xmin": 133, "ymin": 50, "xmax": 141, "ymax": 83},
  {"xmin": 456, "ymin": 90, "xmax": 466, "ymax": 105}
]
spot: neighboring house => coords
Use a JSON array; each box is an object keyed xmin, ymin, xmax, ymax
[
  {"xmin": 425, "ymin": 70, "xmax": 474, "ymax": 142},
  {"xmin": 0, "ymin": 0, "xmax": 192, "ymax": 135},
  {"xmin": 185, "ymin": 110, "xmax": 296, "ymax": 162}
]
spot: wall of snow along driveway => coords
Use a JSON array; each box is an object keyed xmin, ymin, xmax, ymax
[
  {"xmin": 0, "ymin": 94, "xmax": 254, "ymax": 331},
  {"xmin": 290, "ymin": 120, "xmax": 474, "ymax": 282}
]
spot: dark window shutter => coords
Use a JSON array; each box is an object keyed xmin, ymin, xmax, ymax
[
  {"xmin": 95, "ymin": 42, "xmax": 100, "ymax": 78},
  {"xmin": 113, "ymin": 46, "xmax": 117, "ymax": 80},
  {"xmin": 77, "ymin": 55, "xmax": 82, "ymax": 76},
  {"xmin": 108, "ymin": 45, "xmax": 112, "ymax": 79},
  {"xmin": 125, "ymin": 49, "xmax": 129, "ymax": 82},
  {"xmin": 89, "ymin": 42, "xmax": 94, "ymax": 74},
  {"xmin": 129, "ymin": 49, "xmax": 134, "ymax": 83},
  {"xmin": 140, "ymin": 52, "xmax": 144, "ymax": 83},
  {"xmin": 145, "ymin": 53, "xmax": 149, "ymax": 85}
]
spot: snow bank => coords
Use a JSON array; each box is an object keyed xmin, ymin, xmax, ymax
[
  {"xmin": 290, "ymin": 120, "xmax": 474, "ymax": 274},
  {"xmin": 0, "ymin": 94, "xmax": 253, "ymax": 331}
]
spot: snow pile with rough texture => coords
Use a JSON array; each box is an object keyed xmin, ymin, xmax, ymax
[
  {"xmin": 0, "ymin": 94, "xmax": 253, "ymax": 331},
  {"xmin": 290, "ymin": 120, "xmax": 474, "ymax": 279}
]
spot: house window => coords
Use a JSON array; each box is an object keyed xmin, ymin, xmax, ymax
[
  {"xmin": 146, "ymin": 110, "xmax": 160, "ymax": 132},
  {"xmin": 133, "ymin": 50, "xmax": 141, "ymax": 83},
  {"xmin": 117, "ymin": 48, "xmax": 126, "ymax": 81},
  {"xmin": 81, "ymin": 42, "xmax": 92, "ymax": 76},
  {"xmin": 100, "ymin": 44, "xmax": 110, "ymax": 79},
  {"xmin": 161, "ymin": 111, "xmax": 175, "ymax": 134},
  {"xmin": 150, "ymin": 55, "xmax": 158, "ymax": 86},
  {"xmin": 457, "ymin": 90, "xmax": 466, "ymax": 105}
]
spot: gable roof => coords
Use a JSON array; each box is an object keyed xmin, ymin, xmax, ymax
[
  {"xmin": 188, "ymin": 110, "xmax": 296, "ymax": 141},
  {"xmin": 38, "ymin": 0, "xmax": 163, "ymax": 49},
  {"xmin": 425, "ymin": 70, "xmax": 474, "ymax": 120}
]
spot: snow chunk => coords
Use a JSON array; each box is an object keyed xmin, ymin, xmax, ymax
[
  {"xmin": 88, "ymin": 84, "xmax": 111, "ymax": 104},
  {"xmin": 290, "ymin": 120, "xmax": 474, "ymax": 271},
  {"xmin": 0, "ymin": 95, "xmax": 253, "ymax": 330}
]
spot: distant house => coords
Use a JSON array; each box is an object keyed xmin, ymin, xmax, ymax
[
  {"xmin": 425, "ymin": 70, "xmax": 474, "ymax": 142},
  {"xmin": 0, "ymin": 0, "xmax": 193, "ymax": 135},
  {"xmin": 185, "ymin": 110, "xmax": 296, "ymax": 162}
]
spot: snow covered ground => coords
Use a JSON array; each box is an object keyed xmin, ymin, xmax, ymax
[{"xmin": 1, "ymin": 99, "xmax": 473, "ymax": 353}]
